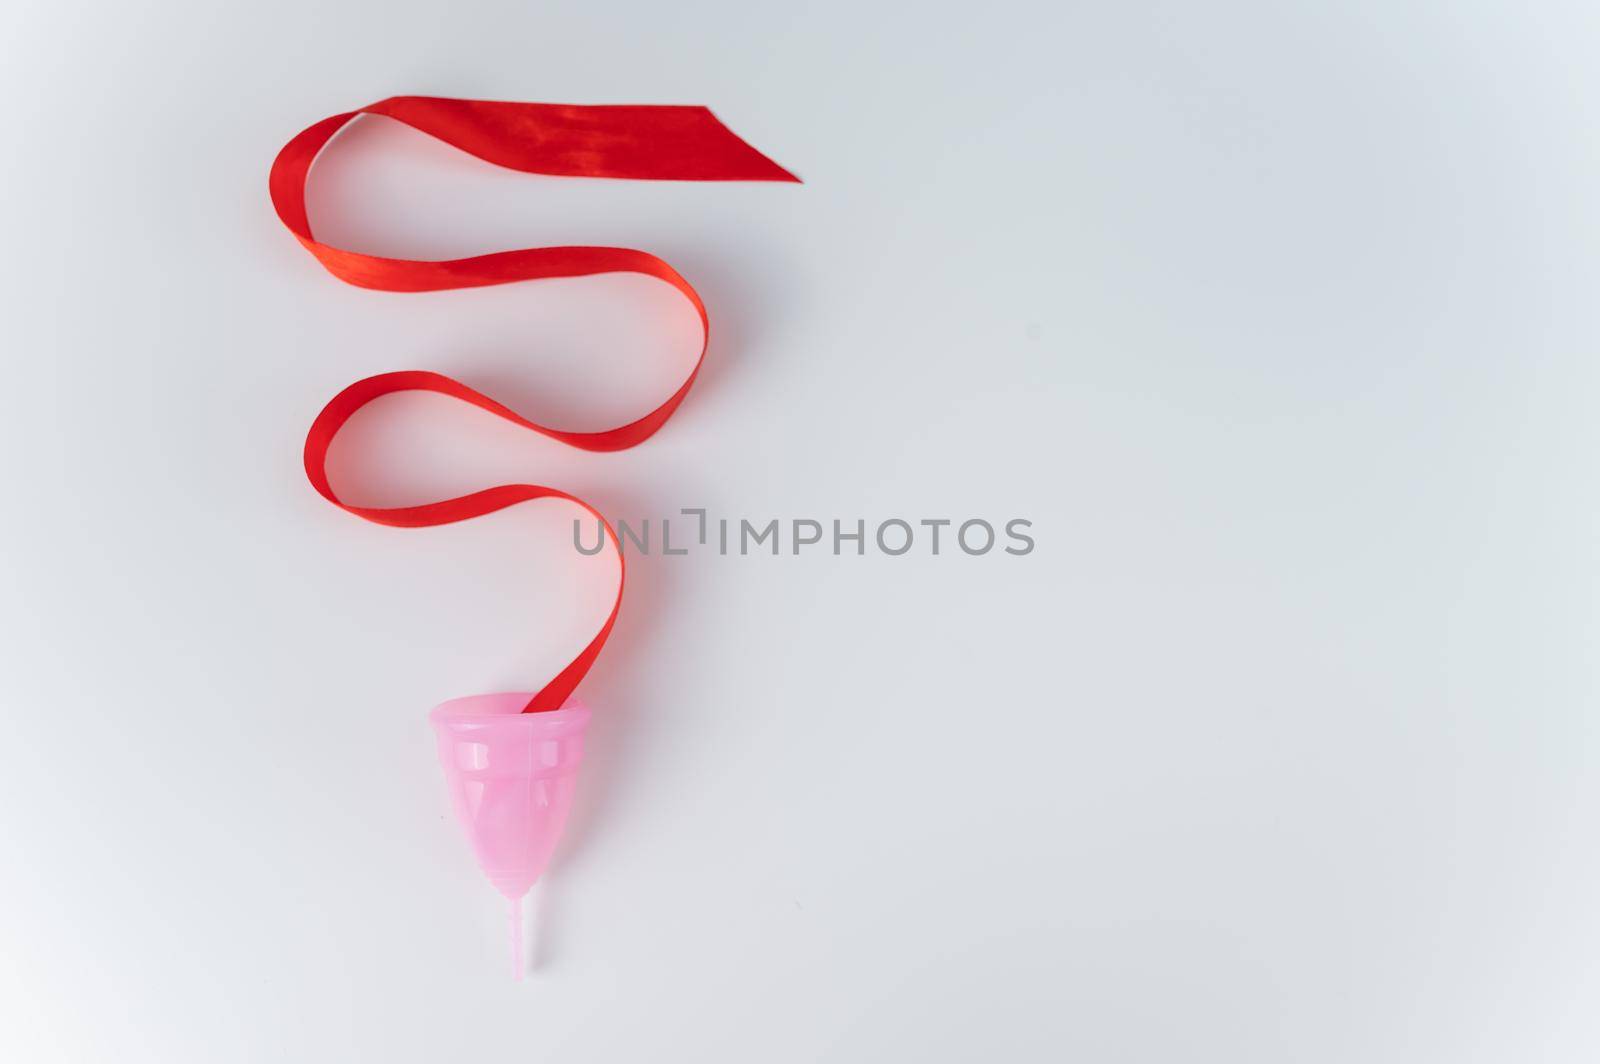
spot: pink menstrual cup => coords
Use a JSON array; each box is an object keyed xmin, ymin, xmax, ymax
[{"xmin": 430, "ymin": 693, "xmax": 591, "ymax": 979}]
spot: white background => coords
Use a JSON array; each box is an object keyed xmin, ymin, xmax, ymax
[{"xmin": 3, "ymin": 2, "xmax": 1598, "ymax": 1060}]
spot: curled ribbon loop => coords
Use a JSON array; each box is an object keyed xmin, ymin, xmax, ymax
[{"xmin": 270, "ymin": 96, "xmax": 799, "ymax": 712}]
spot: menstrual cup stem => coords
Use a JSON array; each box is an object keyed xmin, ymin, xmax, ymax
[{"xmin": 509, "ymin": 897, "xmax": 524, "ymax": 981}]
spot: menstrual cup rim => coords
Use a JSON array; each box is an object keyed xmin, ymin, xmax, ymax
[{"xmin": 429, "ymin": 692, "xmax": 591, "ymax": 725}]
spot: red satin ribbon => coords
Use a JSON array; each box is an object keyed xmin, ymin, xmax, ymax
[{"xmin": 270, "ymin": 97, "xmax": 798, "ymax": 712}]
